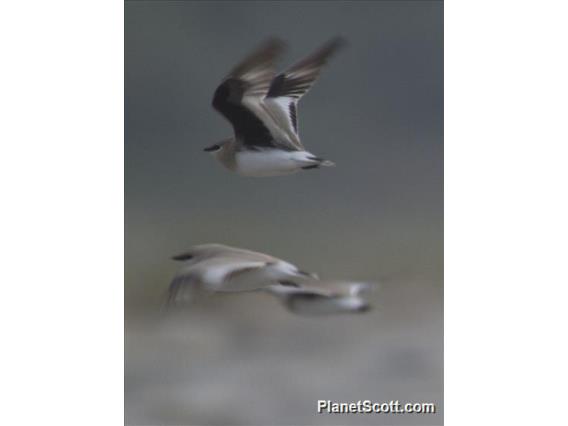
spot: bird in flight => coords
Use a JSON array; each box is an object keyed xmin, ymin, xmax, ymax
[
  {"xmin": 166, "ymin": 243, "xmax": 316, "ymax": 304},
  {"xmin": 205, "ymin": 37, "xmax": 345, "ymax": 177},
  {"xmin": 264, "ymin": 281, "xmax": 372, "ymax": 316},
  {"xmin": 166, "ymin": 243, "xmax": 374, "ymax": 316}
]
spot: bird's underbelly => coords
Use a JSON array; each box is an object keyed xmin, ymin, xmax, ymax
[{"xmin": 234, "ymin": 150, "xmax": 312, "ymax": 177}]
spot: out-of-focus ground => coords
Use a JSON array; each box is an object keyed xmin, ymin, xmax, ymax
[
  {"xmin": 126, "ymin": 280, "xmax": 441, "ymax": 425},
  {"xmin": 126, "ymin": 221, "xmax": 443, "ymax": 425},
  {"xmin": 126, "ymin": 1, "xmax": 443, "ymax": 425}
]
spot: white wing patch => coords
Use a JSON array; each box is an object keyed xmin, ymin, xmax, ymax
[{"xmin": 264, "ymin": 97, "xmax": 299, "ymax": 137}]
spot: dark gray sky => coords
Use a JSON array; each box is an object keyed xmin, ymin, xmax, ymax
[{"xmin": 126, "ymin": 2, "xmax": 443, "ymax": 425}]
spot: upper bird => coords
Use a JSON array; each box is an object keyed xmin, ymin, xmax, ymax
[{"xmin": 206, "ymin": 37, "xmax": 345, "ymax": 177}]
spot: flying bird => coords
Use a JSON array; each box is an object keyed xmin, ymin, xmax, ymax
[
  {"xmin": 205, "ymin": 37, "xmax": 345, "ymax": 177},
  {"xmin": 265, "ymin": 280, "xmax": 373, "ymax": 316},
  {"xmin": 167, "ymin": 243, "xmax": 316, "ymax": 304}
]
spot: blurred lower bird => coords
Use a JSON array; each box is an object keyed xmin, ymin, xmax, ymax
[
  {"xmin": 264, "ymin": 280, "xmax": 373, "ymax": 316},
  {"xmin": 167, "ymin": 244, "xmax": 316, "ymax": 304},
  {"xmin": 205, "ymin": 37, "xmax": 345, "ymax": 176}
]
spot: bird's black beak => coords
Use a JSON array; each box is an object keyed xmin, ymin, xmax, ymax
[
  {"xmin": 172, "ymin": 253, "xmax": 194, "ymax": 261},
  {"xmin": 203, "ymin": 144, "xmax": 221, "ymax": 152}
]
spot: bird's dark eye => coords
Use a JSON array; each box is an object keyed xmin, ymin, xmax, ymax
[{"xmin": 172, "ymin": 253, "xmax": 194, "ymax": 261}]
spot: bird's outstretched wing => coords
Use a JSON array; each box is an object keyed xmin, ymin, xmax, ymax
[
  {"xmin": 264, "ymin": 37, "xmax": 345, "ymax": 143},
  {"xmin": 212, "ymin": 39, "xmax": 290, "ymax": 149},
  {"xmin": 166, "ymin": 274, "xmax": 197, "ymax": 306}
]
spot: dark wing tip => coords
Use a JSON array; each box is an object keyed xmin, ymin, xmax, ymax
[
  {"xmin": 324, "ymin": 36, "xmax": 348, "ymax": 52},
  {"xmin": 261, "ymin": 36, "xmax": 288, "ymax": 52},
  {"xmin": 312, "ymin": 36, "xmax": 348, "ymax": 64},
  {"xmin": 228, "ymin": 37, "xmax": 287, "ymax": 77},
  {"xmin": 248, "ymin": 37, "xmax": 287, "ymax": 62}
]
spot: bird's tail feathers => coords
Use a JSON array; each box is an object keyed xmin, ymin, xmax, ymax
[
  {"xmin": 349, "ymin": 281, "xmax": 375, "ymax": 297},
  {"xmin": 319, "ymin": 159, "xmax": 335, "ymax": 167}
]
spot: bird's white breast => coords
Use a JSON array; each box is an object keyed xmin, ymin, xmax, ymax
[{"xmin": 234, "ymin": 150, "xmax": 314, "ymax": 177}]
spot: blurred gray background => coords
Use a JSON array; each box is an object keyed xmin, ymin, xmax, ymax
[{"xmin": 125, "ymin": 1, "xmax": 443, "ymax": 425}]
